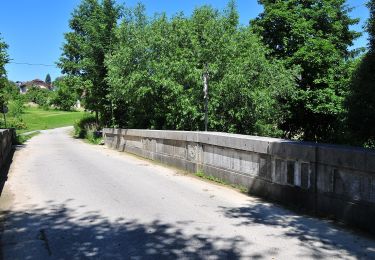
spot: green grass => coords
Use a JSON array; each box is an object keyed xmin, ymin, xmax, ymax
[
  {"xmin": 195, "ymin": 171, "xmax": 248, "ymax": 193},
  {"xmin": 85, "ymin": 130, "xmax": 103, "ymax": 145},
  {"xmin": 16, "ymin": 131, "xmax": 41, "ymax": 144},
  {"xmin": 16, "ymin": 107, "xmax": 87, "ymax": 134}
]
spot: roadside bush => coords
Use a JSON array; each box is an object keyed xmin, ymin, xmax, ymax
[
  {"xmin": 0, "ymin": 117, "xmax": 27, "ymax": 129},
  {"xmin": 74, "ymin": 114, "xmax": 98, "ymax": 138},
  {"xmin": 74, "ymin": 114, "xmax": 102, "ymax": 144},
  {"xmin": 2, "ymin": 80, "xmax": 22, "ymax": 101},
  {"xmin": 15, "ymin": 131, "xmax": 39, "ymax": 145},
  {"xmin": 85, "ymin": 126, "xmax": 103, "ymax": 144}
]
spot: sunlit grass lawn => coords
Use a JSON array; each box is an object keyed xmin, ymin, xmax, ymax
[{"xmin": 17, "ymin": 106, "xmax": 87, "ymax": 134}]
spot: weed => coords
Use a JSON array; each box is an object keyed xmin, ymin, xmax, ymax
[
  {"xmin": 195, "ymin": 170, "xmax": 248, "ymax": 193},
  {"xmin": 86, "ymin": 129, "xmax": 103, "ymax": 145},
  {"xmin": 15, "ymin": 131, "xmax": 40, "ymax": 144}
]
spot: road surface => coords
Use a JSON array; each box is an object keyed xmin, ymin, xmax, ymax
[{"xmin": 1, "ymin": 127, "xmax": 375, "ymax": 259}]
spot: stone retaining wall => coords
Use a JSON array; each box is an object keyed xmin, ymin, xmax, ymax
[
  {"xmin": 103, "ymin": 128, "xmax": 375, "ymax": 233},
  {"xmin": 0, "ymin": 129, "xmax": 14, "ymax": 170}
]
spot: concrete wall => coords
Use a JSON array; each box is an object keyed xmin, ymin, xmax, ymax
[
  {"xmin": 103, "ymin": 128, "xmax": 375, "ymax": 233},
  {"xmin": 0, "ymin": 129, "xmax": 15, "ymax": 170}
]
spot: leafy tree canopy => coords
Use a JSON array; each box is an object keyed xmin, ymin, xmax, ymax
[
  {"xmin": 105, "ymin": 2, "xmax": 297, "ymax": 135},
  {"xmin": 346, "ymin": 0, "xmax": 375, "ymax": 146},
  {"xmin": 57, "ymin": 0, "xmax": 375, "ymax": 148},
  {"xmin": 252, "ymin": 0, "xmax": 360, "ymax": 142},
  {"xmin": 0, "ymin": 34, "xmax": 8, "ymax": 77},
  {"xmin": 52, "ymin": 76, "xmax": 80, "ymax": 111},
  {"xmin": 0, "ymin": 34, "xmax": 9, "ymax": 107},
  {"xmin": 58, "ymin": 0, "xmax": 122, "ymax": 124}
]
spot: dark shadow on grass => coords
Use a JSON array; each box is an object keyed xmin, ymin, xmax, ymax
[
  {"xmin": 219, "ymin": 202, "xmax": 375, "ymax": 259},
  {"xmin": 1, "ymin": 200, "xmax": 246, "ymax": 259}
]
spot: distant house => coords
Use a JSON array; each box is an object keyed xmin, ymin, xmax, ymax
[{"xmin": 16, "ymin": 79, "xmax": 53, "ymax": 94}]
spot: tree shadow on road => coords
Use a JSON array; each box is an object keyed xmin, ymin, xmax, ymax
[
  {"xmin": 0, "ymin": 200, "xmax": 248, "ymax": 259},
  {"xmin": 0, "ymin": 147, "xmax": 18, "ymax": 198},
  {"xmin": 219, "ymin": 201, "xmax": 375, "ymax": 259},
  {"xmin": 0, "ymin": 145, "xmax": 27, "ymax": 260}
]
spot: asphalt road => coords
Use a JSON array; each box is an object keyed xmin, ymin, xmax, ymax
[{"xmin": 1, "ymin": 127, "xmax": 375, "ymax": 259}]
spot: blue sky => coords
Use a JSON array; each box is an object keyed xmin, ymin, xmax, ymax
[{"xmin": 0, "ymin": 0, "xmax": 369, "ymax": 82}]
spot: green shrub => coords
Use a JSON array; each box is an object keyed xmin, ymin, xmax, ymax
[
  {"xmin": 74, "ymin": 114, "xmax": 98, "ymax": 138},
  {"xmin": 26, "ymin": 86, "xmax": 53, "ymax": 108},
  {"xmin": 85, "ymin": 126, "xmax": 103, "ymax": 144},
  {"xmin": 15, "ymin": 131, "xmax": 40, "ymax": 145},
  {"xmin": 74, "ymin": 114, "xmax": 102, "ymax": 144},
  {"xmin": 8, "ymin": 99, "xmax": 24, "ymax": 118},
  {"xmin": 0, "ymin": 117, "xmax": 27, "ymax": 129},
  {"xmin": 51, "ymin": 77, "xmax": 79, "ymax": 111}
]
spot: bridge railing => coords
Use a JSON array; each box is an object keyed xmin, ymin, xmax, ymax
[
  {"xmin": 0, "ymin": 129, "xmax": 15, "ymax": 171},
  {"xmin": 103, "ymin": 128, "xmax": 375, "ymax": 234}
]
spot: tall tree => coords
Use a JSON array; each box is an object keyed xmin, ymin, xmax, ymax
[
  {"xmin": 370, "ymin": 0, "xmax": 375, "ymax": 50},
  {"xmin": 106, "ymin": 2, "xmax": 297, "ymax": 135},
  {"xmin": 0, "ymin": 34, "xmax": 8, "ymax": 78},
  {"xmin": 58, "ymin": 0, "xmax": 122, "ymax": 125},
  {"xmin": 45, "ymin": 73, "xmax": 51, "ymax": 85},
  {"xmin": 52, "ymin": 76, "xmax": 80, "ymax": 111},
  {"xmin": 346, "ymin": 0, "xmax": 375, "ymax": 146},
  {"xmin": 0, "ymin": 34, "xmax": 9, "ymax": 107},
  {"xmin": 252, "ymin": 0, "xmax": 360, "ymax": 142}
]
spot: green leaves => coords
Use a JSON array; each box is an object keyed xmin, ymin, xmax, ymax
[
  {"xmin": 57, "ymin": 0, "xmax": 373, "ymax": 146},
  {"xmin": 52, "ymin": 76, "xmax": 81, "ymax": 111},
  {"xmin": 0, "ymin": 34, "xmax": 8, "ymax": 79},
  {"xmin": 58, "ymin": 0, "xmax": 122, "ymax": 124},
  {"xmin": 346, "ymin": 1, "xmax": 375, "ymax": 146},
  {"xmin": 0, "ymin": 34, "xmax": 10, "ymax": 107},
  {"xmin": 253, "ymin": 0, "xmax": 360, "ymax": 142},
  {"xmin": 368, "ymin": 0, "xmax": 375, "ymax": 52},
  {"xmin": 105, "ymin": 3, "xmax": 296, "ymax": 135}
]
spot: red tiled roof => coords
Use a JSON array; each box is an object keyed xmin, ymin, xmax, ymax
[{"xmin": 21, "ymin": 79, "xmax": 52, "ymax": 89}]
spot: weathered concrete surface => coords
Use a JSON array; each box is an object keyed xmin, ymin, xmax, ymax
[
  {"xmin": 103, "ymin": 129, "xmax": 375, "ymax": 234},
  {"xmin": 1, "ymin": 127, "xmax": 375, "ymax": 259},
  {"xmin": 0, "ymin": 129, "xmax": 14, "ymax": 170}
]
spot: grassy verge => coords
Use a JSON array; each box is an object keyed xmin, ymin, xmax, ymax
[
  {"xmin": 72, "ymin": 114, "xmax": 103, "ymax": 145},
  {"xmin": 195, "ymin": 171, "xmax": 248, "ymax": 193},
  {"xmin": 84, "ymin": 131, "xmax": 103, "ymax": 145},
  {"xmin": 15, "ymin": 131, "xmax": 40, "ymax": 144},
  {"xmin": 2, "ymin": 105, "xmax": 88, "ymax": 143},
  {"xmin": 16, "ymin": 106, "xmax": 87, "ymax": 134}
]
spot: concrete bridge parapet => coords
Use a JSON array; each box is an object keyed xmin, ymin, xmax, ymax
[
  {"xmin": 103, "ymin": 128, "xmax": 375, "ymax": 234},
  {"xmin": 0, "ymin": 129, "xmax": 15, "ymax": 171}
]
